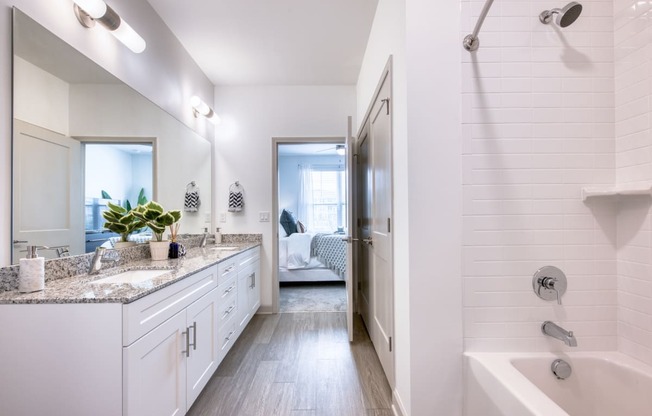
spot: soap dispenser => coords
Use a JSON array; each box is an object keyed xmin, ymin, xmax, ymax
[
  {"xmin": 215, "ymin": 227, "xmax": 222, "ymax": 244},
  {"xmin": 18, "ymin": 246, "xmax": 45, "ymax": 293}
]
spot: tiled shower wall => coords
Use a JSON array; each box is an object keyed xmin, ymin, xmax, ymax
[
  {"xmin": 461, "ymin": 0, "xmax": 617, "ymax": 351},
  {"xmin": 615, "ymin": 1, "xmax": 652, "ymax": 365}
]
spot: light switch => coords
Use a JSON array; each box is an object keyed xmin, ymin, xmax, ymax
[{"xmin": 259, "ymin": 211, "xmax": 270, "ymax": 222}]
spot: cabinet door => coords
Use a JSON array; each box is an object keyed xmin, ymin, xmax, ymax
[
  {"xmin": 247, "ymin": 260, "xmax": 261, "ymax": 316},
  {"xmin": 186, "ymin": 288, "xmax": 218, "ymax": 408},
  {"xmin": 237, "ymin": 271, "xmax": 251, "ymax": 331},
  {"xmin": 124, "ymin": 311, "xmax": 187, "ymax": 416}
]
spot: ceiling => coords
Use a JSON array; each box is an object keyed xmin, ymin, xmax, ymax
[{"xmin": 147, "ymin": 0, "xmax": 379, "ymax": 86}]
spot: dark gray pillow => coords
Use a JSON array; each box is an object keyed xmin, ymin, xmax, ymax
[{"xmin": 280, "ymin": 209, "xmax": 298, "ymax": 236}]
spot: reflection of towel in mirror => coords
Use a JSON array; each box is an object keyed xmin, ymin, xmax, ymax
[{"xmin": 184, "ymin": 183, "xmax": 201, "ymax": 212}]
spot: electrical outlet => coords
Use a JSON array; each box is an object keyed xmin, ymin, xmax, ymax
[
  {"xmin": 219, "ymin": 212, "xmax": 227, "ymax": 223},
  {"xmin": 259, "ymin": 211, "xmax": 270, "ymax": 222},
  {"xmin": 204, "ymin": 213, "xmax": 211, "ymax": 223}
]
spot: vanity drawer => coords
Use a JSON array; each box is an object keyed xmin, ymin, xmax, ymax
[
  {"xmin": 217, "ymin": 295, "xmax": 237, "ymax": 327},
  {"xmin": 122, "ymin": 265, "xmax": 218, "ymax": 346},
  {"xmin": 217, "ymin": 258, "xmax": 238, "ymax": 286},
  {"xmin": 238, "ymin": 247, "xmax": 260, "ymax": 269},
  {"xmin": 217, "ymin": 275, "xmax": 237, "ymax": 302},
  {"xmin": 218, "ymin": 320, "xmax": 237, "ymax": 360}
]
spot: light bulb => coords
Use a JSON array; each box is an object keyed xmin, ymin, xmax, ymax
[
  {"xmin": 110, "ymin": 19, "xmax": 146, "ymax": 53},
  {"xmin": 74, "ymin": 0, "xmax": 107, "ymax": 19},
  {"xmin": 191, "ymin": 96, "xmax": 221, "ymax": 124}
]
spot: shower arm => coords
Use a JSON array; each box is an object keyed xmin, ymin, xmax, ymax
[{"xmin": 463, "ymin": 0, "xmax": 495, "ymax": 52}]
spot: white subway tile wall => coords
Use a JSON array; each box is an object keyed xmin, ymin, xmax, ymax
[
  {"xmin": 462, "ymin": 0, "xmax": 617, "ymax": 352},
  {"xmin": 615, "ymin": 0, "xmax": 652, "ymax": 365}
]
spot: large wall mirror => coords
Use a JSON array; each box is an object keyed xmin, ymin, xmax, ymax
[{"xmin": 10, "ymin": 8, "xmax": 213, "ymax": 265}]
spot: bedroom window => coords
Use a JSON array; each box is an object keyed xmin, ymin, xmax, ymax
[{"xmin": 308, "ymin": 166, "xmax": 346, "ymax": 233}]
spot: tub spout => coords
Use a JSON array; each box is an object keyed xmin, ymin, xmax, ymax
[{"xmin": 542, "ymin": 321, "xmax": 577, "ymax": 347}]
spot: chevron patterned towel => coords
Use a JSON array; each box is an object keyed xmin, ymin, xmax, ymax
[
  {"xmin": 184, "ymin": 190, "xmax": 201, "ymax": 212},
  {"xmin": 228, "ymin": 191, "xmax": 244, "ymax": 212}
]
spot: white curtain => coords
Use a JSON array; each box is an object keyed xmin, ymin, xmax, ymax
[{"xmin": 298, "ymin": 164, "xmax": 313, "ymax": 229}]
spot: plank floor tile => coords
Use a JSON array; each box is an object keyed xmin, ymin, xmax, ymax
[{"xmin": 187, "ymin": 312, "xmax": 392, "ymax": 416}]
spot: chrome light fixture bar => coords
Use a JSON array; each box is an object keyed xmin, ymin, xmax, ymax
[
  {"xmin": 191, "ymin": 96, "xmax": 221, "ymax": 125},
  {"xmin": 462, "ymin": 0, "xmax": 495, "ymax": 52},
  {"xmin": 73, "ymin": 0, "xmax": 146, "ymax": 54}
]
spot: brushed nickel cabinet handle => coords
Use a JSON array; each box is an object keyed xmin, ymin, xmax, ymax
[
  {"xmin": 190, "ymin": 322, "xmax": 197, "ymax": 351},
  {"xmin": 182, "ymin": 329, "xmax": 190, "ymax": 358}
]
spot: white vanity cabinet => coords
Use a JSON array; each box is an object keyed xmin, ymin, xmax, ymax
[
  {"xmin": 0, "ymin": 245, "xmax": 262, "ymax": 416},
  {"xmin": 237, "ymin": 248, "xmax": 261, "ymax": 334},
  {"xmin": 123, "ymin": 265, "xmax": 219, "ymax": 416}
]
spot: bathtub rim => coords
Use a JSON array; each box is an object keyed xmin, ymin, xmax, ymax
[{"xmin": 464, "ymin": 351, "xmax": 652, "ymax": 416}]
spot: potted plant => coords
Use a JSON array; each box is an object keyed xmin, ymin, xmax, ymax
[
  {"xmin": 102, "ymin": 202, "xmax": 145, "ymax": 248},
  {"xmin": 133, "ymin": 201, "xmax": 182, "ymax": 260}
]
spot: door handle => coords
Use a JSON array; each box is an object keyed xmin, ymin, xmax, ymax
[
  {"xmin": 362, "ymin": 237, "xmax": 373, "ymax": 246},
  {"xmin": 13, "ymin": 240, "xmax": 28, "ymax": 244}
]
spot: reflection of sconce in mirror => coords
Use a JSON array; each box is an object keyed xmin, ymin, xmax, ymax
[
  {"xmin": 191, "ymin": 96, "xmax": 221, "ymax": 125},
  {"xmin": 73, "ymin": 0, "xmax": 146, "ymax": 54}
]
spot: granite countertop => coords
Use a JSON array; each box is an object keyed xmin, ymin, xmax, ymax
[{"xmin": 0, "ymin": 243, "xmax": 260, "ymax": 305}]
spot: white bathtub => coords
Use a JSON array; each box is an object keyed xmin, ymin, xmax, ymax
[{"xmin": 464, "ymin": 352, "xmax": 652, "ymax": 416}]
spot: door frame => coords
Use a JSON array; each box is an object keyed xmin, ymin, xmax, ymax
[
  {"xmin": 271, "ymin": 136, "xmax": 347, "ymax": 314},
  {"xmin": 76, "ymin": 136, "xmax": 159, "ymax": 202}
]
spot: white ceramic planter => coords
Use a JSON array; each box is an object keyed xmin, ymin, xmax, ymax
[
  {"xmin": 149, "ymin": 241, "xmax": 170, "ymax": 260},
  {"xmin": 114, "ymin": 241, "xmax": 137, "ymax": 249}
]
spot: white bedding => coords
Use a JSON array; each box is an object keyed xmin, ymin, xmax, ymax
[{"xmin": 279, "ymin": 232, "xmax": 315, "ymax": 269}]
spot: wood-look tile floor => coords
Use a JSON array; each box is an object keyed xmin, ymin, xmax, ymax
[{"xmin": 187, "ymin": 312, "xmax": 393, "ymax": 416}]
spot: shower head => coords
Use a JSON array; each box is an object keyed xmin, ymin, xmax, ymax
[{"xmin": 539, "ymin": 2, "xmax": 583, "ymax": 28}]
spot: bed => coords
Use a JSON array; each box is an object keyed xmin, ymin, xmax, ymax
[{"xmin": 279, "ymin": 232, "xmax": 346, "ymax": 282}]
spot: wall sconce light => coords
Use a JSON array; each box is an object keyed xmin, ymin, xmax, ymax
[
  {"xmin": 336, "ymin": 145, "xmax": 346, "ymax": 156},
  {"xmin": 191, "ymin": 96, "xmax": 221, "ymax": 125},
  {"xmin": 73, "ymin": 0, "xmax": 146, "ymax": 54}
]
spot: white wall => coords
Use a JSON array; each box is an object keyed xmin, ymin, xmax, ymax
[
  {"xmin": 278, "ymin": 154, "xmax": 344, "ymax": 221},
  {"xmin": 85, "ymin": 145, "xmax": 135, "ymax": 202},
  {"xmin": 13, "ymin": 57, "xmax": 69, "ymax": 135},
  {"xmin": 462, "ymin": 0, "xmax": 617, "ymax": 354},
  {"xmin": 356, "ymin": 0, "xmax": 411, "ymax": 413},
  {"xmin": 213, "ymin": 85, "xmax": 355, "ymax": 311},
  {"xmin": 405, "ymin": 0, "xmax": 463, "ymax": 414},
  {"xmin": 615, "ymin": 1, "xmax": 652, "ymax": 365},
  {"xmin": 70, "ymin": 84, "xmax": 212, "ymax": 235},
  {"xmin": 0, "ymin": 0, "xmax": 214, "ymax": 264}
]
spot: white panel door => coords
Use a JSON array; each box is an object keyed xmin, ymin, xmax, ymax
[
  {"xmin": 12, "ymin": 119, "xmax": 83, "ymax": 263},
  {"xmin": 186, "ymin": 289, "xmax": 218, "ymax": 408},
  {"xmin": 124, "ymin": 311, "xmax": 187, "ymax": 416},
  {"xmin": 369, "ymin": 76, "xmax": 394, "ymax": 386},
  {"xmin": 358, "ymin": 72, "xmax": 394, "ymax": 386}
]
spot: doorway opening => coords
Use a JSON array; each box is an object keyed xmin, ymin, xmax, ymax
[
  {"xmin": 275, "ymin": 141, "xmax": 348, "ymax": 313},
  {"xmin": 83, "ymin": 142, "xmax": 154, "ymax": 252}
]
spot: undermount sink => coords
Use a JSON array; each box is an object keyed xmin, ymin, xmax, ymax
[
  {"xmin": 210, "ymin": 246, "xmax": 239, "ymax": 251},
  {"xmin": 91, "ymin": 269, "xmax": 170, "ymax": 285}
]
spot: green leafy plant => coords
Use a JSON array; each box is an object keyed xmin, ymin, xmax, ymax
[
  {"xmin": 101, "ymin": 188, "xmax": 148, "ymax": 211},
  {"xmin": 102, "ymin": 202, "xmax": 145, "ymax": 242},
  {"xmin": 132, "ymin": 201, "xmax": 182, "ymax": 242}
]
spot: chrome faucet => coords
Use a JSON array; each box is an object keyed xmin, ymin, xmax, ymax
[
  {"xmin": 542, "ymin": 321, "xmax": 577, "ymax": 347},
  {"xmin": 88, "ymin": 247, "xmax": 120, "ymax": 275},
  {"xmin": 199, "ymin": 228, "xmax": 209, "ymax": 248}
]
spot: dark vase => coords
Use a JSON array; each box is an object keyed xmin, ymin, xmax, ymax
[{"xmin": 169, "ymin": 242, "xmax": 180, "ymax": 259}]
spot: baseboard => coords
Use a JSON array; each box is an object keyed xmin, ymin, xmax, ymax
[
  {"xmin": 392, "ymin": 389, "xmax": 407, "ymax": 416},
  {"xmin": 256, "ymin": 305, "xmax": 274, "ymax": 314}
]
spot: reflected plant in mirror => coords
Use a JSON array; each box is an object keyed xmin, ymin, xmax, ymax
[{"xmin": 10, "ymin": 9, "xmax": 212, "ymax": 265}]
